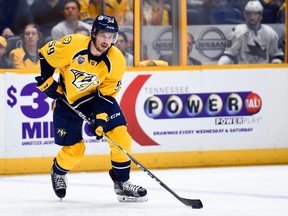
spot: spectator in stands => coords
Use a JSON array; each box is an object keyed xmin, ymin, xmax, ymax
[
  {"xmin": 229, "ymin": 0, "xmax": 250, "ymax": 20},
  {"xmin": 115, "ymin": 31, "xmax": 133, "ymax": 66},
  {"xmin": 159, "ymin": 32, "xmax": 201, "ymax": 65},
  {"xmin": 277, "ymin": 1, "xmax": 286, "ymax": 23},
  {"xmin": 30, "ymin": 0, "xmax": 66, "ymax": 39},
  {"xmin": 260, "ymin": 0, "xmax": 285, "ymax": 23},
  {"xmin": 0, "ymin": 0, "xmax": 34, "ymax": 38},
  {"xmin": 143, "ymin": 0, "xmax": 170, "ymax": 25},
  {"xmin": 9, "ymin": 24, "xmax": 42, "ymax": 69},
  {"xmin": 78, "ymin": 0, "xmax": 133, "ymax": 26},
  {"xmin": 218, "ymin": 1, "xmax": 284, "ymax": 65},
  {"xmin": 51, "ymin": 0, "xmax": 91, "ymax": 40},
  {"xmin": 202, "ymin": 0, "xmax": 242, "ymax": 24},
  {"xmin": 0, "ymin": 36, "xmax": 15, "ymax": 68}
]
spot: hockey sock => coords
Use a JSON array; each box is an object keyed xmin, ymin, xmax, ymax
[
  {"xmin": 52, "ymin": 158, "xmax": 69, "ymax": 175},
  {"xmin": 111, "ymin": 160, "xmax": 131, "ymax": 182}
]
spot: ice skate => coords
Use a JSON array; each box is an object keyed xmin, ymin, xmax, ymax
[
  {"xmin": 51, "ymin": 168, "xmax": 67, "ymax": 199},
  {"xmin": 109, "ymin": 170, "xmax": 148, "ymax": 202}
]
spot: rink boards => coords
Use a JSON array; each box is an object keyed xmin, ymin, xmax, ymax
[{"xmin": 1, "ymin": 65, "xmax": 288, "ymax": 174}]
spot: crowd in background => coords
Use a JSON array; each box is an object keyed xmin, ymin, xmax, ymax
[
  {"xmin": 187, "ymin": 0, "xmax": 285, "ymax": 24},
  {"xmin": 0, "ymin": 0, "xmax": 286, "ymax": 68}
]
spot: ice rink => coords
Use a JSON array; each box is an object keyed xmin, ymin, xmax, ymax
[{"xmin": 1, "ymin": 165, "xmax": 288, "ymax": 216}]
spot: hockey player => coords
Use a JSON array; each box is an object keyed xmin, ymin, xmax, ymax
[
  {"xmin": 35, "ymin": 14, "xmax": 147, "ymax": 202},
  {"xmin": 218, "ymin": 1, "xmax": 284, "ymax": 64}
]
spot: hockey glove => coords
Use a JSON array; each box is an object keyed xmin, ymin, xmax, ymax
[
  {"xmin": 88, "ymin": 113, "xmax": 108, "ymax": 140},
  {"xmin": 35, "ymin": 76, "xmax": 63, "ymax": 99}
]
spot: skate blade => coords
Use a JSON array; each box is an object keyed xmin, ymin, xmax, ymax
[{"xmin": 118, "ymin": 195, "xmax": 148, "ymax": 202}]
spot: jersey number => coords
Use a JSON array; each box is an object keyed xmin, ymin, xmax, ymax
[{"xmin": 47, "ymin": 41, "xmax": 56, "ymax": 55}]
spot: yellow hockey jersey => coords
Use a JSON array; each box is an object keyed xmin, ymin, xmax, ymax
[
  {"xmin": 39, "ymin": 34, "xmax": 126, "ymax": 105},
  {"xmin": 9, "ymin": 48, "xmax": 40, "ymax": 69}
]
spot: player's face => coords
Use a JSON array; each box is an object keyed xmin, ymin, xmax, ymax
[
  {"xmin": 94, "ymin": 31, "xmax": 114, "ymax": 53},
  {"xmin": 245, "ymin": 12, "xmax": 262, "ymax": 29}
]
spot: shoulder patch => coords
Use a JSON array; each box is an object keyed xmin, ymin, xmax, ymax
[
  {"xmin": 77, "ymin": 55, "xmax": 86, "ymax": 65},
  {"xmin": 62, "ymin": 36, "xmax": 72, "ymax": 44}
]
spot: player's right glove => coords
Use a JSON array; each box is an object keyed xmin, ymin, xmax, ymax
[
  {"xmin": 35, "ymin": 76, "xmax": 64, "ymax": 99},
  {"xmin": 88, "ymin": 113, "xmax": 108, "ymax": 140}
]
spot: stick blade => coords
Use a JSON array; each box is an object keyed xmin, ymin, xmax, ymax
[{"xmin": 180, "ymin": 198, "xmax": 203, "ymax": 209}]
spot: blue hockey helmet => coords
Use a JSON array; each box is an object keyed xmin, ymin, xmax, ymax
[{"xmin": 92, "ymin": 14, "xmax": 119, "ymax": 34}]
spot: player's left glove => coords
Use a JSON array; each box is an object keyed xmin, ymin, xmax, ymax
[
  {"xmin": 88, "ymin": 113, "xmax": 108, "ymax": 140},
  {"xmin": 35, "ymin": 76, "xmax": 64, "ymax": 99}
]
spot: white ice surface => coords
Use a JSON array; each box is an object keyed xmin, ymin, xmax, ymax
[{"xmin": 1, "ymin": 165, "xmax": 288, "ymax": 216}]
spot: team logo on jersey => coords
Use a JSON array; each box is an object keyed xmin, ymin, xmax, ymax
[
  {"xmin": 70, "ymin": 69, "xmax": 100, "ymax": 91},
  {"xmin": 77, "ymin": 55, "xmax": 86, "ymax": 65},
  {"xmin": 246, "ymin": 41, "xmax": 267, "ymax": 59},
  {"xmin": 62, "ymin": 36, "xmax": 72, "ymax": 44},
  {"xmin": 56, "ymin": 128, "xmax": 67, "ymax": 137}
]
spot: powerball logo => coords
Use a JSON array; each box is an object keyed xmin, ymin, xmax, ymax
[{"xmin": 144, "ymin": 92, "xmax": 262, "ymax": 120}]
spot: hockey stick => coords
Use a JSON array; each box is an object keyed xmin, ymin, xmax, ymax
[{"xmin": 60, "ymin": 97, "xmax": 203, "ymax": 209}]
